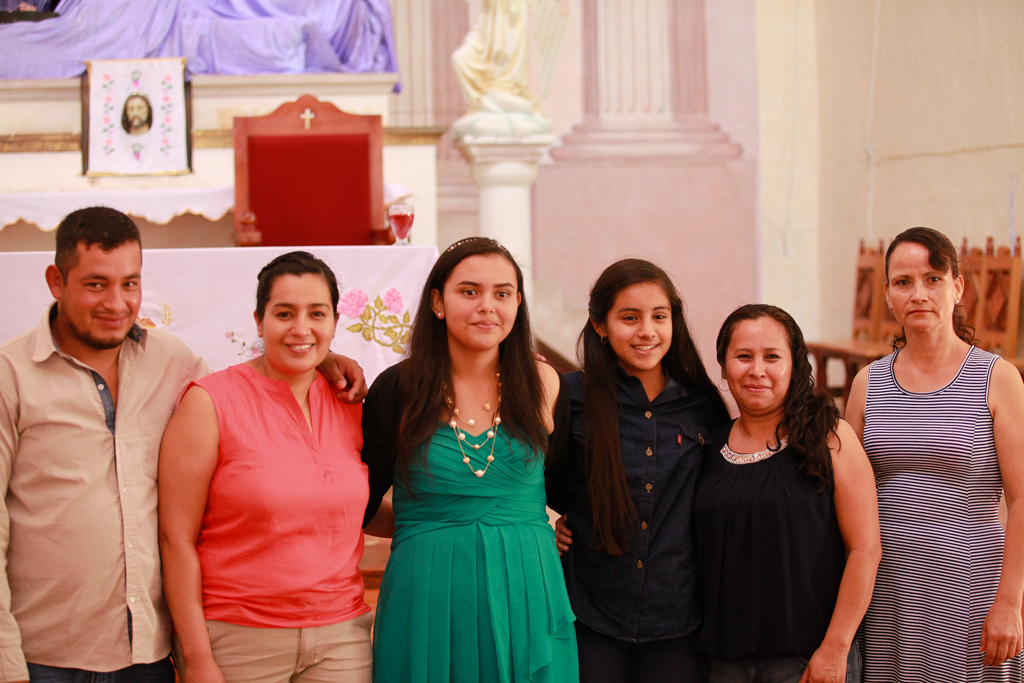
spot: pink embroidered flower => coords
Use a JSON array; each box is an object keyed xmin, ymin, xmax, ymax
[
  {"xmin": 164, "ymin": 74, "xmax": 172, "ymax": 82},
  {"xmin": 103, "ymin": 73, "xmax": 111, "ymax": 81},
  {"xmin": 162, "ymin": 138, "xmax": 169, "ymax": 146},
  {"xmin": 382, "ymin": 287, "xmax": 403, "ymax": 314},
  {"xmin": 164, "ymin": 115, "xmax": 172, "ymax": 124},
  {"xmin": 103, "ymin": 116, "xmax": 110, "ymax": 124},
  {"xmin": 163, "ymin": 95, "xmax": 170, "ymax": 104},
  {"xmin": 225, "ymin": 332, "xmax": 233, "ymax": 339},
  {"xmin": 105, "ymin": 138, "xmax": 113, "ymax": 146},
  {"xmin": 338, "ymin": 289, "xmax": 368, "ymax": 319},
  {"xmin": 105, "ymin": 95, "xmax": 112, "ymax": 103}
]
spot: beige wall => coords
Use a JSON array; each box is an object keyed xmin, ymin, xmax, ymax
[
  {"xmin": 756, "ymin": 0, "xmax": 821, "ymax": 335},
  {"xmin": 760, "ymin": 0, "xmax": 1024, "ymax": 342}
]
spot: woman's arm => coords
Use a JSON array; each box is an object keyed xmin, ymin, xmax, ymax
[
  {"xmin": 538, "ymin": 362, "xmax": 571, "ymax": 513},
  {"xmin": 360, "ymin": 365, "xmax": 399, "ymax": 528},
  {"xmin": 157, "ymin": 386, "xmax": 225, "ymax": 683},
  {"xmin": 363, "ymin": 496, "xmax": 394, "ymax": 538},
  {"xmin": 982, "ymin": 359, "xmax": 1024, "ymax": 667},
  {"xmin": 845, "ymin": 367, "xmax": 869, "ymax": 442},
  {"xmin": 802, "ymin": 419, "xmax": 881, "ymax": 683}
]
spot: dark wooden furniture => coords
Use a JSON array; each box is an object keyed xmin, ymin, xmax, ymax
[
  {"xmin": 810, "ymin": 238, "xmax": 1024, "ymax": 410},
  {"xmin": 807, "ymin": 241, "xmax": 891, "ymax": 408}
]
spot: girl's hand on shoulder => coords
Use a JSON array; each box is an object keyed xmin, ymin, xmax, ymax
[
  {"xmin": 799, "ymin": 640, "xmax": 847, "ymax": 683},
  {"xmin": 554, "ymin": 514, "xmax": 572, "ymax": 556}
]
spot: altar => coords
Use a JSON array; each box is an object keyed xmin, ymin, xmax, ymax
[
  {"xmin": 0, "ymin": 73, "xmax": 443, "ymax": 249},
  {"xmin": 0, "ymin": 245, "xmax": 438, "ymax": 382}
]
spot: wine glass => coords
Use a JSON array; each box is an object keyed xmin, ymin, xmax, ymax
[{"xmin": 388, "ymin": 203, "xmax": 414, "ymax": 245}]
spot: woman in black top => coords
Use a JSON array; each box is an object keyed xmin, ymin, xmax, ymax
[
  {"xmin": 693, "ymin": 304, "xmax": 880, "ymax": 683},
  {"xmin": 553, "ymin": 259, "xmax": 729, "ymax": 682}
]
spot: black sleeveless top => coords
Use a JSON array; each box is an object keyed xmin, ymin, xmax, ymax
[{"xmin": 693, "ymin": 421, "xmax": 847, "ymax": 661}]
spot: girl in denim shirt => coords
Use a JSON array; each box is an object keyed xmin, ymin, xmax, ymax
[{"xmin": 552, "ymin": 259, "xmax": 729, "ymax": 683}]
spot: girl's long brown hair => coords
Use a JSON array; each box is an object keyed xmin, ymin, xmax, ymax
[
  {"xmin": 394, "ymin": 238, "xmax": 548, "ymax": 484},
  {"xmin": 579, "ymin": 259, "xmax": 728, "ymax": 555}
]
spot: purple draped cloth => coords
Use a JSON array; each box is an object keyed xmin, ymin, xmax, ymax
[{"xmin": 0, "ymin": 0, "xmax": 399, "ymax": 83}]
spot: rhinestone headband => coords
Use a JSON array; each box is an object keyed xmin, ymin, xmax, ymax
[{"xmin": 445, "ymin": 236, "xmax": 511, "ymax": 255}]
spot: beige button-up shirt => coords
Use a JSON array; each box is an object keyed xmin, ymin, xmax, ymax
[{"xmin": 0, "ymin": 307, "xmax": 209, "ymax": 681}]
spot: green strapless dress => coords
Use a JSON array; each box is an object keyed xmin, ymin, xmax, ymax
[{"xmin": 372, "ymin": 425, "xmax": 579, "ymax": 682}]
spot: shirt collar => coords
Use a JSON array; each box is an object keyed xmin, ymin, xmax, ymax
[
  {"xmin": 614, "ymin": 365, "xmax": 687, "ymax": 405},
  {"xmin": 31, "ymin": 302, "xmax": 148, "ymax": 363}
]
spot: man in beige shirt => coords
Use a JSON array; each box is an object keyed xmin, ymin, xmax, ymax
[{"xmin": 0, "ymin": 207, "xmax": 365, "ymax": 683}]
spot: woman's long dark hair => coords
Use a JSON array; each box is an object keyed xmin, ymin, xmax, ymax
[
  {"xmin": 394, "ymin": 237, "xmax": 547, "ymax": 483},
  {"xmin": 885, "ymin": 226, "xmax": 975, "ymax": 350},
  {"xmin": 579, "ymin": 259, "xmax": 728, "ymax": 556},
  {"xmin": 716, "ymin": 304, "xmax": 838, "ymax": 487}
]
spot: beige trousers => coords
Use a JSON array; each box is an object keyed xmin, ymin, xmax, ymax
[{"xmin": 174, "ymin": 611, "xmax": 373, "ymax": 683}]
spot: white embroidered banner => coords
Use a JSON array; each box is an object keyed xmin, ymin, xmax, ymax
[
  {"xmin": 85, "ymin": 58, "xmax": 189, "ymax": 176},
  {"xmin": 0, "ymin": 246, "xmax": 438, "ymax": 383}
]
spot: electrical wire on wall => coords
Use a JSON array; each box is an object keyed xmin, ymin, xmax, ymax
[{"xmin": 864, "ymin": 0, "xmax": 883, "ymax": 241}]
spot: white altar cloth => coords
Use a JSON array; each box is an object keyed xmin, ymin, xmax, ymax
[
  {"xmin": 0, "ymin": 187, "xmax": 235, "ymax": 231},
  {"xmin": 0, "ymin": 183, "xmax": 414, "ymax": 231},
  {"xmin": 0, "ymin": 245, "xmax": 437, "ymax": 382}
]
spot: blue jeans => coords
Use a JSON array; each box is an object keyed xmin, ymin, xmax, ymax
[
  {"xmin": 708, "ymin": 643, "xmax": 861, "ymax": 683},
  {"xmin": 27, "ymin": 656, "xmax": 175, "ymax": 683}
]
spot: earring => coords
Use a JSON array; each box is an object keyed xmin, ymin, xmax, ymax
[
  {"xmin": 599, "ymin": 336, "xmax": 608, "ymax": 345},
  {"xmin": 718, "ymin": 377, "xmax": 730, "ymax": 391}
]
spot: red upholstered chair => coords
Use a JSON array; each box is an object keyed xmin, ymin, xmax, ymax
[{"xmin": 233, "ymin": 95, "xmax": 385, "ymax": 246}]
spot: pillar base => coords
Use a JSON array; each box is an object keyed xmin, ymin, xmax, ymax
[{"xmin": 550, "ymin": 119, "xmax": 742, "ymax": 163}]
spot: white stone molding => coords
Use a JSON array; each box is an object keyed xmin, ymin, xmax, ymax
[{"xmin": 551, "ymin": 0, "xmax": 741, "ymax": 161}]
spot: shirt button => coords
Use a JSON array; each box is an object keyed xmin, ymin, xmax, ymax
[
  {"xmin": 127, "ymin": 542, "xmax": 134, "ymax": 549},
  {"xmin": 645, "ymin": 483, "xmax": 652, "ymax": 492},
  {"xmin": 129, "ymin": 597, "xmax": 136, "ymax": 604},
  {"xmin": 97, "ymin": 384, "xmax": 105, "ymax": 391},
  {"xmin": 122, "ymin": 486, "xmax": 128, "ymax": 493},
  {"xmin": 637, "ymin": 560, "xmax": 644, "ymax": 569},
  {"xmin": 645, "ymin": 411, "xmax": 652, "ymax": 419},
  {"xmin": 645, "ymin": 447, "xmax": 653, "ymax": 456},
  {"xmin": 641, "ymin": 522, "xmax": 648, "ymax": 530}
]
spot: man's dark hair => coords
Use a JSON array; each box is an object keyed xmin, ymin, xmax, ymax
[{"xmin": 55, "ymin": 207, "xmax": 141, "ymax": 279}]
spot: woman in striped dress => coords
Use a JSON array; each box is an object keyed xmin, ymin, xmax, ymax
[{"xmin": 847, "ymin": 227, "xmax": 1024, "ymax": 682}]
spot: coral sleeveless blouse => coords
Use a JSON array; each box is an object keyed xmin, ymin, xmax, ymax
[{"xmin": 191, "ymin": 362, "xmax": 370, "ymax": 628}]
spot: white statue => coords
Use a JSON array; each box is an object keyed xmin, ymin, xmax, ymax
[{"xmin": 451, "ymin": 0, "xmax": 569, "ymax": 139}]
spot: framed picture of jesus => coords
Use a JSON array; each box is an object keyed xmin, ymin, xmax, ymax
[{"xmin": 83, "ymin": 58, "xmax": 190, "ymax": 176}]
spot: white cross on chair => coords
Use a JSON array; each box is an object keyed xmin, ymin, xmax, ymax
[{"xmin": 300, "ymin": 107, "xmax": 316, "ymax": 130}]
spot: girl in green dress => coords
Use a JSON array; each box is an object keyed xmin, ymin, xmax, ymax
[{"xmin": 361, "ymin": 237, "xmax": 579, "ymax": 682}]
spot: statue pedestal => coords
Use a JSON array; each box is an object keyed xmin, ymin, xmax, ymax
[{"xmin": 455, "ymin": 134, "xmax": 553, "ymax": 298}]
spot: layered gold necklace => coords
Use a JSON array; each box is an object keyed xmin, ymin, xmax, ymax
[{"xmin": 446, "ymin": 373, "xmax": 502, "ymax": 478}]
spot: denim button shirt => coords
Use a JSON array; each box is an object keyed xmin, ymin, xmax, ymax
[{"xmin": 561, "ymin": 369, "xmax": 723, "ymax": 643}]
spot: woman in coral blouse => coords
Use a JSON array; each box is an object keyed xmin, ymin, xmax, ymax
[{"xmin": 159, "ymin": 251, "xmax": 391, "ymax": 683}]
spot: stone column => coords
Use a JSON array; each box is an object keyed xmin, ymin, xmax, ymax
[
  {"xmin": 533, "ymin": 0, "xmax": 756, "ymax": 370},
  {"xmin": 551, "ymin": 0, "xmax": 740, "ymax": 161},
  {"xmin": 456, "ymin": 135, "xmax": 554, "ymax": 298}
]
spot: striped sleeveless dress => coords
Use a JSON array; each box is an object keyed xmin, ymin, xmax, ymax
[{"xmin": 861, "ymin": 346, "xmax": 1023, "ymax": 682}]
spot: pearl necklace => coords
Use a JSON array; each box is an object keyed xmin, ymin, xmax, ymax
[
  {"xmin": 450, "ymin": 414, "xmax": 502, "ymax": 478},
  {"xmin": 445, "ymin": 374, "xmax": 502, "ymax": 478}
]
